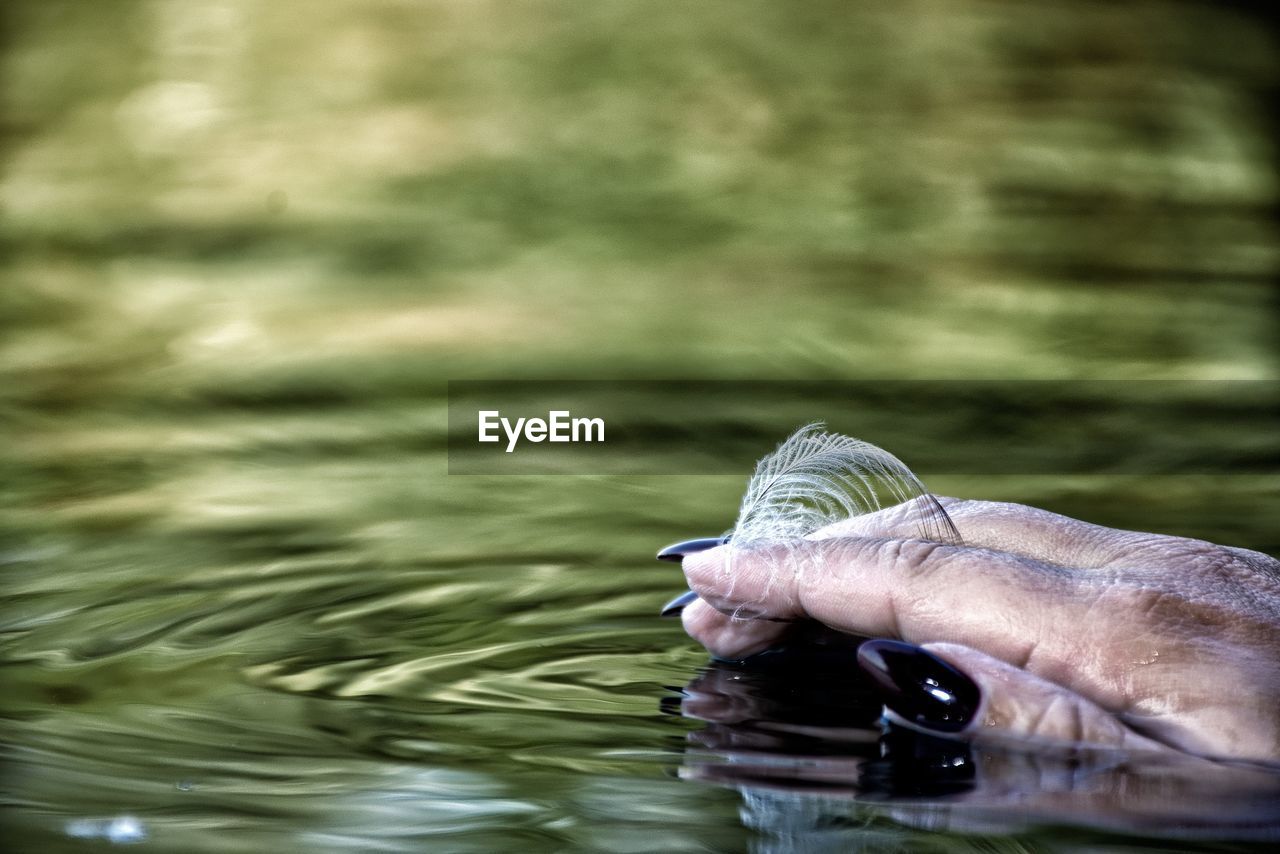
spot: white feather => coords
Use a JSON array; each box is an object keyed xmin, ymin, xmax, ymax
[{"xmin": 729, "ymin": 423, "xmax": 960, "ymax": 546}]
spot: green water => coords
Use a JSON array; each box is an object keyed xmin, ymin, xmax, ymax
[{"xmin": 2, "ymin": 1, "xmax": 1278, "ymax": 850}]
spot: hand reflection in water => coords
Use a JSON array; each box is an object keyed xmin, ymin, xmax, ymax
[
  {"xmin": 660, "ymin": 499, "xmax": 1280, "ymax": 763},
  {"xmin": 665, "ymin": 652, "xmax": 1280, "ymax": 840}
]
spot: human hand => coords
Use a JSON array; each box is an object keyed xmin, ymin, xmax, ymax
[{"xmin": 660, "ymin": 498, "xmax": 1280, "ymax": 761}]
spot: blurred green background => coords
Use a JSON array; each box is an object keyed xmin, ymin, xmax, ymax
[{"xmin": 1, "ymin": 1, "xmax": 1278, "ymax": 851}]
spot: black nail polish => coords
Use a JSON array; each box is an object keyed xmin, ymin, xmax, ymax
[
  {"xmin": 856, "ymin": 639, "xmax": 979, "ymax": 733},
  {"xmin": 656, "ymin": 536, "xmax": 726, "ymax": 562},
  {"xmin": 659, "ymin": 589, "xmax": 700, "ymax": 617}
]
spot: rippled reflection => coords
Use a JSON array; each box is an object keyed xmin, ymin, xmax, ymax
[{"xmin": 667, "ymin": 644, "xmax": 1280, "ymax": 846}]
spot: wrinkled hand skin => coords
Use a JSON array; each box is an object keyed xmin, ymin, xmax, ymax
[{"xmin": 680, "ymin": 498, "xmax": 1280, "ymax": 761}]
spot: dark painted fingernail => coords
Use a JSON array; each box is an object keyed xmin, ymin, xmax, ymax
[
  {"xmin": 856, "ymin": 639, "xmax": 979, "ymax": 733},
  {"xmin": 656, "ymin": 536, "xmax": 726, "ymax": 562},
  {"xmin": 660, "ymin": 589, "xmax": 699, "ymax": 617}
]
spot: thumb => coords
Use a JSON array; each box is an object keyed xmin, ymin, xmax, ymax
[{"xmin": 857, "ymin": 639, "xmax": 1167, "ymax": 753}]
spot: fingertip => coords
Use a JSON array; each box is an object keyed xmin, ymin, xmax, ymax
[
  {"xmin": 678, "ymin": 542, "xmax": 731, "ymax": 584},
  {"xmin": 856, "ymin": 639, "xmax": 981, "ymax": 733}
]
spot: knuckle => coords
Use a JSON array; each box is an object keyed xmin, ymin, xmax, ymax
[
  {"xmin": 877, "ymin": 537, "xmax": 949, "ymax": 575},
  {"xmin": 1107, "ymin": 536, "xmax": 1280, "ymax": 623},
  {"xmin": 1119, "ymin": 533, "xmax": 1243, "ymax": 577},
  {"xmin": 1029, "ymin": 694, "xmax": 1087, "ymax": 743},
  {"xmin": 1099, "ymin": 578, "xmax": 1229, "ymax": 641},
  {"xmin": 946, "ymin": 498, "xmax": 995, "ymax": 515},
  {"xmin": 1103, "ymin": 581, "xmax": 1190, "ymax": 627},
  {"xmin": 947, "ymin": 498, "xmax": 1020, "ymax": 521},
  {"xmin": 1225, "ymin": 546, "xmax": 1280, "ymax": 580}
]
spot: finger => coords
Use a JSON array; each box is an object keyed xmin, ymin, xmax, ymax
[
  {"xmin": 681, "ymin": 597, "xmax": 788, "ymax": 661},
  {"xmin": 858, "ymin": 639, "xmax": 1167, "ymax": 752},
  {"xmin": 808, "ymin": 497, "xmax": 1138, "ymax": 570},
  {"xmin": 683, "ymin": 537, "xmax": 1087, "ymax": 658},
  {"xmin": 681, "ymin": 537, "xmax": 1138, "ymax": 712}
]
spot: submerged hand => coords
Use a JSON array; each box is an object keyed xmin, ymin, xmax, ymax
[{"xmin": 664, "ymin": 499, "xmax": 1280, "ymax": 761}]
